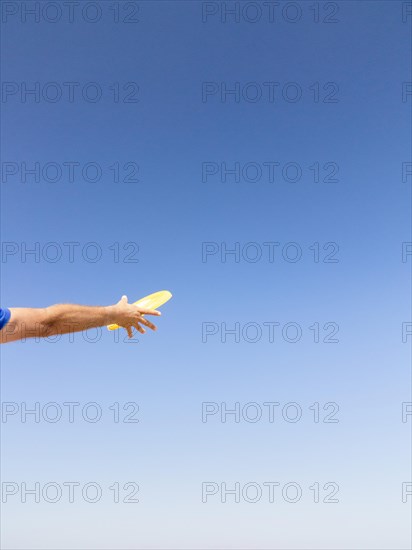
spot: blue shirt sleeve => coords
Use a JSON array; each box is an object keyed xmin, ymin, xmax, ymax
[{"xmin": 0, "ymin": 308, "xmax": 11, "ymax": 330}]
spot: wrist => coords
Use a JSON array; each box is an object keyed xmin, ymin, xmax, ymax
[{"xmin": 105, "ymin": 305, "xmax": 118, "ymax": 324}]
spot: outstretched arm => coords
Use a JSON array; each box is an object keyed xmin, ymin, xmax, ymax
[{"xmin": 0, "ymin": 296, "xmax": 160, "ymax": 344}]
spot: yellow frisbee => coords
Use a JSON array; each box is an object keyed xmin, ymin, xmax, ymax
[{"xmin": 107, "ymin": 290, "xmax": 172, "ymax": 331}]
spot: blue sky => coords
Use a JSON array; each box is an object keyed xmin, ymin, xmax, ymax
[{"xmin": 1, "ymin": 1, "xmax": 411, "ymax": 548}]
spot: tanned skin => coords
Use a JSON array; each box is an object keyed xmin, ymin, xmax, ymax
[{"xmin": 0, "ymin": 296, "xmax": 161, "ymax": 344}]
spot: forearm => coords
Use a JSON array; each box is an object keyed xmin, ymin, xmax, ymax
[{"xmin": 44, "ymin": 304, "xmax": 116, "ymax": 334}]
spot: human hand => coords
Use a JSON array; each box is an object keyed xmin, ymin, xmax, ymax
[{"xmin": 112, "ymin": 295, "xmax": 161, "ymax": 338}]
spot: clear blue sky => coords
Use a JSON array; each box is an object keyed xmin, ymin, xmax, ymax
[{"xmin": 1, "ymin": 1, "xmax": 411, "ymax": 548}]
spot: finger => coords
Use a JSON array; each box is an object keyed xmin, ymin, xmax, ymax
[
  {"xmin": 138, "ymin": 317, "xmax": 157, "ymax": 331},
  {"xmin": 133, "ymin": 322, "xmax": 145, "ymax": 334},
  {"xmin": 126, "ymin": 326, "xmax": 133, "ymax": 339},
  {"xmin": 136, "ymin": 308, "xmax": 161, "ymax": 316},
  {"xmin": 121, "ymin": 295, "xmax": 128, "ymax": 304}
]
